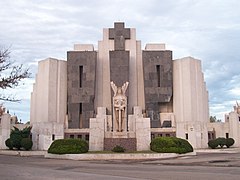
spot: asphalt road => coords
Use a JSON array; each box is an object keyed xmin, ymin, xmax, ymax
[{"xmin": 0, "ymin": 153, "xmax": 240, "ymax": 180}]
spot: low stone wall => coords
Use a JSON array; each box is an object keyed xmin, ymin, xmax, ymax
[{"xmin": 104, "ymin": 138, "xmax": 136, "ymax": 151}]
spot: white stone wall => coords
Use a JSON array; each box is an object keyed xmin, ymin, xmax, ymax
[
  {"xmin": 173, "ymin": 57, "xmax": 209, "ymax": 148},
  {"xmin": 31, "ymin": 122, "xmax": 64, "ymax": 150},
  {"xmin": 229, "ymin": 112, "xmax": 240, "ymax": 147},
  {"xmin": 95, "ymin": 28, "xmax": 114, "ymax": 112},
  {"xmin": 89, "ymin": 107, "xmax": 106, "ymax": 151},
  {"xmin": 133, "ymin": 107, "xmax": 151, "ymax": 151},
  {"xmin": 0, "ymin": 113, "xmax": 29, "ymax": 149},
  {"xmin": 0, "ymin": 113, "xmax": 11, "ymax": 149},
  {"xmin": 208, "ymin": 110, "xmax": 240, "ymax": 147},
  {"xmin": 30, "ymin": 58, "xmax": 67, "ymax": 150}
]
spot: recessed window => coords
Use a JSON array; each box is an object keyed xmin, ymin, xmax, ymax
[
  {"xmin": 79, "ymin": 66, "xmax": 83, "ymax": 88},
  {"xmin": 78, "ymin": 135, "xmax": 82, "ymax": 139},
  {"xmin": 185, "ymin": 133, "xmax": 188, "ymax": 140},
  {"xmin": 70, "ymin": 135, "xmax": 74, "ymax": 139},
  {"xmin": 226, "ymin": 133, "xmax": 229, "ymax": 138},
  {"xmin": 52, "ymin": 134, "xmax": 55, "ymax": 141},
  {"xmin": 79, "ymin": 103, "xmax": 82, "ymax": 115},
  {"xmin": 151, "ymin": 133, "xmax": 155, "ymax": 139},
  {"xmin": 156, "ymin": 65, "xmax": 161, "ymax": 87},
  {"xmin": 85, "ymin": 134, "xmax": 89, "ymax": 141},
  {"xmin": 79, "ymin": 103, "xmax": 82, "ymax": 128},
  {"xmin": 208, "ymin": 133, "xmax": 211, "ymax": 140}
]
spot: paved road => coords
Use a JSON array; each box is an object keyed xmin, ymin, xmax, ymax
[{"xmin": 0, "ymin": 153, "xmax": 240, "ymax": 180}]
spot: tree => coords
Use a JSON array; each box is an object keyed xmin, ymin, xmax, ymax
[
  {"xmin": 210, "ymin": 116, "xmax": 221, "ymax": 123},
  {"xmin": 0, "ymin": 47, "xmax": 30, "ymax": 101},
  {"xmin": 6, "ymin": 126, "xmax": 32, "ymax": 150}
]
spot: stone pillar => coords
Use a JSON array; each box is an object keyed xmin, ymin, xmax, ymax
[
  {"xmin": 229, "ymin": 112, "xmax": 240, "ymax": 147},
  {"xmin": 134, "ymin": 107, "xmax": 151, "ymax": 151},
  {"xmin": 30, "ymin": 58, "xmax": 66, "ymax": 150},
  {"xmin": 173, "ymin": 57, "xmax": 209, "ymax": 149},
  {"xmin": 89, "ymin": 107, "xmax": 106, "ymax": 151},
  {"xmin": 0, "ymin": 113, "xmax": 11, "ymax": 149}
]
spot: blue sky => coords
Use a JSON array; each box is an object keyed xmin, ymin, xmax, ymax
[{"xmin": 0, "ymin": 0, "xmax": 240, "ymax": 122}]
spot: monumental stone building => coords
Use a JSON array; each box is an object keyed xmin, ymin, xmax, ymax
[{"xmin": 30, "ymin": 22, "xmax": 210, "ymax": 150}]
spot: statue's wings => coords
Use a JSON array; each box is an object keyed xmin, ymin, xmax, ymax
[
  {"xmin": 122, "ymin": 82, "xmax": 129, "ymax": 95},
  {"xmin": 110, "ymin": 81, "xmax": 117, "ymax": 96}
]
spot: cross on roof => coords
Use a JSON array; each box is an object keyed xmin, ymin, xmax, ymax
[{"xmin": 109, "ymin": 22, "xmax": 130, "ymax": 50}]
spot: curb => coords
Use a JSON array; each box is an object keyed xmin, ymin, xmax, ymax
[
  {"xmin": 45, "ymin": 151, "xmax": 196, "ymax": 161},
  {"xmin": 0, "ymin": 150, "xmax": 46, "ymax": 156}
]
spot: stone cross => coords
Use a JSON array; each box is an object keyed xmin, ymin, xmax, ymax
[{"xmin": 109, "ymin": 22, "xmax": 130, "ymax": 51}]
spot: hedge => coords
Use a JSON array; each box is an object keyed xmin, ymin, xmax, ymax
[
  {"xmin": 10, "ymin": 133, "xmax": 22, "ymax": 150},
  {"xmin": 208, "ymin": 139, "xmax": 218, "ymax": 149},
  {"xmin": 112, "ymin": 145, "xmax": 125, "ymax": 153},
  {"xmin": 150, "ymin": 137, "xmax": 193, "ymax": 154},
  {"xmin": 215, "ymin": 137, "xmax": 227, "ymax": 148},
  {"xmin": 21, "ymin": 138, "xmax": 33, "ymax": 150},
  {"xmin": 226, "ymin": 138, "xmax": 235, "ymax": 148},
  {"xmin": 5, "ymin": 138, "xmax": 13, "ymax": 150},
  {"xmin": 208, "ymin": 137, "xmax": 235, "ymax": 149},
  {"xmin": 5, "ymin": 126, "xmax": 32, "ymax": 150},
  {"xmin": 48, "ymin": 139, "xmax": 89, "ymax": 154}
]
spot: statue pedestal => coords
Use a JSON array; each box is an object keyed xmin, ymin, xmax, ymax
[
  {"xmin": 105, "ymin": 131, "xmax": 135, "ymax": 138},
  {"xmin": 89, "ymin": 106, "xmax": 150, "ymax": 151},
  {"xmin": 104, "ymin": 137, "xmax": 137, "ymax": 151}
]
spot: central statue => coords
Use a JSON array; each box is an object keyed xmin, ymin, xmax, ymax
[{"xmin": 110, "ymin": 81, "xmax": 129, "ymax": 132}]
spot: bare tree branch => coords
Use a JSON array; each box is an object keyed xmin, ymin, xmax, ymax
[{"xmin": 0, "ymin": 47, "xmax": 30, "ymax": 101}]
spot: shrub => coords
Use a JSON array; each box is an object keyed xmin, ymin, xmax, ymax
[
  {"xmin": 112, "ymin": 145, "xmax": 125, "ymax": 153},
  {"xmin": 226, "ymin": 138, "xmax": 235, "ymax": 148},
  {"xmin": 10, "ymin": 132, "xmax": 22, "ymax": 150},
  {"xmin": 150, "ymin": 137, "xmax": 193, "ymax": 154},
  {"xmin": 208, "ymin": 137, "xmax": 235, "ymax": 149},
  {"xmin": 21, "ymin": 138, "xmax": 33, "ymax": 150},
  {"xmin": 5, "ymin": 138, "xmax": 13, "ymax": 150},
  {"xmin": 208, "ymin": 139, "xmax": 219, "ymax": 149},
  {"xmin": 48, "ymin": 139, "xmax": 89, "ymax": 154},
  {"xmin": 7, "ymin": 126, "xmax": 32, "ymax": 150},
  {"xmin": 215, "ymin": 137, "xmax": 227, "ymax": 148},
  {"xmin": 21, "ymin": 126, "xmax": 32, "ymax": 138}
]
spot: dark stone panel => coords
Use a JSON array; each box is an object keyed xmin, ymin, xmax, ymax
[
  {"xmin": 67, "ymin": 51, "xmax": 97, "ymax": 129},
  {"xmin": 104, "ymin": 138, "xmax": 136, "ymax": 151},
  {"xmin": 161, "ymin": 120, "xmax": 172, "ymax": 128},
  {"xmin": 151, "ymin": 132, "xmax": 176, "ymax": 139},
  {"xmin": 109, "ymin": 51, "xmax": 129, "ymax": 88},
  {"xmin": 143, "ymin": 50, "xmax": 173, "ymax": 128},
  {"xmin": 68, "ymin": 103, "xmax": 80, "ymax": 128},
  {"xmin": 64, "ymin": 133, "xmax": 89, "ymax": 141}
]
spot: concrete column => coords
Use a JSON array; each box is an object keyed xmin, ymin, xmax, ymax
[
  {"xmin": 134, "ymin": 107, "xmax": 151, "ymax": 151},
  {"xmin": 229, "ymin": 112, "xmax": 240, "ymax": 147},
  {"xmin": 173, "ymin": 57, "xmax": 209, "ymax": 149},
  {"xmin": 96, "ymin": 29, "xmax": 114, "ymax": 113},
  {"xmin": 89, "ymin": 107, "xmax": 106, "ymax": 151},
  {"xmin": 0, "ymin": 113, "xmax": 11, "ymax": 149}
]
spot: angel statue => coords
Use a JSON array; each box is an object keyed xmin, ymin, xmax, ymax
[{"xmin": 110, "ymin": 81, "xmax": 129, "ymax": 132}]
